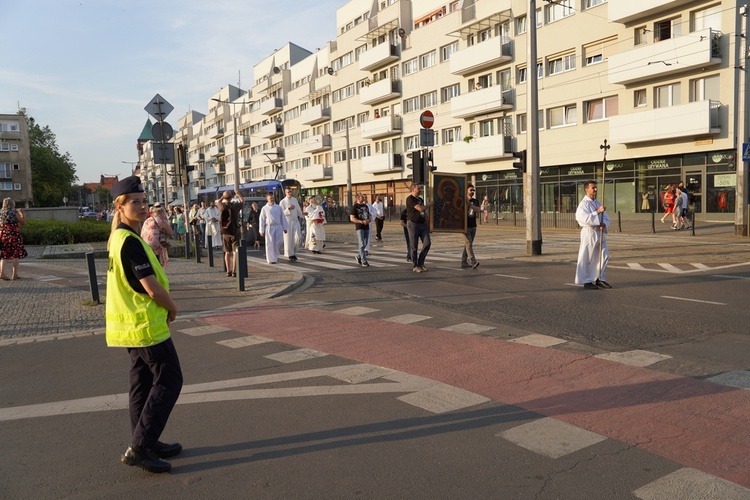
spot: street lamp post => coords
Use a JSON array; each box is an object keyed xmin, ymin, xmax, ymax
[
  {"xmin": 212, "ymin": 98, "xmax": 245, "ymax": 240},
  {"xmin": 121, "ymin": 161, "xmax": 139, "ymax": 175}
]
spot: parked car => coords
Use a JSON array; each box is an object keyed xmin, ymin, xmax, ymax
[{"xmin": 79, "ymin": 211, "xmax": 99, "ymax": 219}]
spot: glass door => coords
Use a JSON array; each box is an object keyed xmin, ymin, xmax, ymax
[{"xmin": 684, "ymin": 170, "xmax": 703, "ymax": 213}]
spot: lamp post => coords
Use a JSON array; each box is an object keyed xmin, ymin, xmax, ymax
[{"xmin": 121, "ymin": 161, "xmax": 139, "ymax": 175}]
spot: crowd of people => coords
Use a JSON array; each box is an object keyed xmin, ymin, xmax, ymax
[{"xmin": 659, "ymin": 182, "xmax": 693, "ymax": 231}]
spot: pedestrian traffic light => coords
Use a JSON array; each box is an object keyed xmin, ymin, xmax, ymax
[
  {"xmin": 512, "ymin": 150, "xmax": 527, "ymax": 173},
  {"xmin": 425, "ymin": 149, "xmax": 436, "ymax": 173}
]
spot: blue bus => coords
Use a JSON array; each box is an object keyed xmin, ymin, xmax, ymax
[{"xmin": 197, "ymin": 179, "xmax": 301, "ymax": 206}]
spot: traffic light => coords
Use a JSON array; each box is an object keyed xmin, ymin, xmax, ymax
[
  {"xmin": 512, "ymin": 150, "xmax": 527, "ymax": 173},
  {"xmin": 425, "ymin": 149, "xmax": 436, "ymax": 174},
  {"xmin": 407, "ymin": 150, "xmax": 425, "ymax": 184}
]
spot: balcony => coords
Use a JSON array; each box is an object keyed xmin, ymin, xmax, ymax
[
  {"xmin": 609, "ymin": 100, "xmax": 721, "ymax": 144},
  {"xmin": 300, "ymin": 104, "xmax": 331, "ymax": 126},
  {"xmin": 608, "ymin": 29, "xmax": 721, "ymax": 86},
  {"xmin": 244, "ymin": 158, "xmax": 252, "ymax": 166},
  {"xmin": 451, "ymin": 87, "xmax": 514, "ymax": 119},
  {"xmin": 450, "ymin": 37, "xmax": 512, "ymax": 76},
  {"xmin": 609, "ymin": 0, "xmax": 692, "ymax": 24},
  {"xmin": 197, "ymin": 153, "xmax": 205, "ymax": 163},
  {"xmin": 358, "ymin": 43, "xmax": 399, "ymax": 72},
  {"xmin": 361, "ymin": 115, "xmax": 402, "ymax": 139},
  {"xmin": 260, "ymin": 122, "xmax": 283, "ymax": 139},
  {"xmin": 301, "ymin": 134, "xmax": 332, "ymax": 154},
  {"xmin": 237, "ymin": 135, "xmax": 251, "ymax": 149},
  {"xmin": 260, "ymin": 97, "xmax": 283, "ymax": 115},
  {"xmin": 216, "ymin": 146, "xmax": 226, "ymax": 158},
  {"xmin": 452, "ymin": 135, "xmax": 512, "ymax": 163},
  {"xmin": 211, "ymin": 127, "xmax": 225, "ymax": 139},
  {"xmin": 360, "ymin": 78, "xmax": 400, "ymax": 106},
  {"xmin": 361, "ymin": 153, "xmax": 403, "ymax": 174},
  {"xmin": 300, "ymin": 164, "xmax": 333, "ymax": 182}
]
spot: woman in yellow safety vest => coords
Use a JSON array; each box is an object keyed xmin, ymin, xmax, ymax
[{"xmin": 105, "ymin": 175, "xmax": 183, "ymax": 474}]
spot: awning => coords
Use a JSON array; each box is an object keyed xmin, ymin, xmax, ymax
[
  {"xmin": 449, "ymin": 11, "xmax": 510, "ymax": 39},
  {"xmin": 197, "ymin": 187, "xmax": 217, "ymax": 195},
  {"xmin": 414, "ymin": 7, "xmax": 444, "ymax": 26},
  {"xmin": 357, "ymin": 18, "xmax": 399, "ymax": 42}
]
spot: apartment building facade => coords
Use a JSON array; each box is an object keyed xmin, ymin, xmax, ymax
[
  {"xmin": 0, "ymin": 113, "xmax": 33, "ymax": 207},
  {"xmin": 139, "ymin": 0, "xmax": 747, "ymax": 229}
]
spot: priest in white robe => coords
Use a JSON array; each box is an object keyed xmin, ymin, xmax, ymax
[
  {"xmin": 305, "ymin": 196, "xmax": 326, "ymax": 253},
  {"xmin": 259, "ymin": 193, "xmax": 288, "ymax": 264},
  {"xmin": 279, "ymin": 187, "xmax": 302, "ymax": 261},
  {"xmin": 575, "ymin": 180, "xmax": 611, "ymax": 289},
  {"xmin": 204, "ymin": 201, "xmax": 221, "ymax": 249}
]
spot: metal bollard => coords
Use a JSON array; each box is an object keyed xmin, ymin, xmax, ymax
[
  {"xmin": 617, "ymin": 211, "xmax": 622, "ymax": 232},
  {"xmin": 185, "ymin": 231, "xmax": 191, "ymax": 260},
  {"xmin": 691, "ymin": 212, "xmax": 696, "ymax": 236},
  {"xmin": 208, "ymin": 235, "xmax": 214, "ymax": 267},
  {"xmin": 236, "ymin": 245, "xmax": 247, "ymax": 292},
  {"xmin": 85, "ymin": 252, "xmax": 100, "ymax": 304},
  {"xmin": 651, "ymin": 212, "xmax": 656, "ymax": 234},
  {"xmin": 194, "ymin": 232, "xmax": 201, "ymax": 263}
]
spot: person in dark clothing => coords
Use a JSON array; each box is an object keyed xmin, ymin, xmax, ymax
[
  {"xmin": 218, "ymin": 190, "xmax": 244, "ymax": 277},
  {"xmin": 461, "ymin": 184, "xmax": 481, "ymax": 269},
  {"xmin": 405, "ymin": 183, "xmax": 433, "ymax": 273},
  {"xmin": 349, "ymin": 193, "xmax": 370, "ymax": 267},
  {"xmin": 400, "ymin": 208, "xmax": 411, "ymax": 262}
]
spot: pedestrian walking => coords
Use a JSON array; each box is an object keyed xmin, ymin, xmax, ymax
[
  {"xmin": 349, "ymin": 193, "xmax": 370, "ymax": 267},
  {"xmin": 204, "ymin": 201, "xmax": 221, "ymax": 249},
  {"xmin": 461, "ymin": 184, "xmax": 481, "ymax": 269},
  {"xmin": 105, "ymin": 176, "xmax": 183, "ymax": 474},
  {"xmin": 660, "ymin": 184, "xmax": 676, "ymax": 224},
  {"xmin": 305, "ymin": 196, "xmax": 326, "ymax": 254},
  {"xmin": 218, "ymin": 190, "xmax": 244, "ymax": 277},
  {"xmin": 279, "ymin": 187, "xmax": 302, "ymax": 261},
  {"xmin": 373, "ymin": 195, "xmax": 385, "ymax": 241},
  {"xmin": 406, "ymin": 183, "xmax": 433, "ymax": 273},
  {"xmin": 574, "ymin": 180, "xmax": 611, "ymax": 289},
  {"xmin": 0, "ymin": 197, "xmax": 28, "ymax": 280},
  {"xmin": 259, "ymin": 192, "xmax": 288, "ymax": 264}
]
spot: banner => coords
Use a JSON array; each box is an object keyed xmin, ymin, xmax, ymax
[{"xmin": 430, "ymin": 173, "xmax": 467, "ymax": 233}]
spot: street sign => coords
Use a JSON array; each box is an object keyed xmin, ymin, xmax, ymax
[
  {"xmin": 151, "ymin": 122, "xmax": 174, "ymax": 142},
  {"xmin": 152, "ymin": 142, "xmax": 175, "ymax": 165},
  {"xmin": 743, "ymin": 143, "xmax": 750, "ymax": 162},
  {"xmin": 420, "ymin": 128, "xmax": 434, "ymax": 147},
  {"xmin": 144, "ymin": 94, "xmax": 174, "ymax": 121},
  {"xmin": 419, "ymin": 110, "xmax": 434, "ymax": 129}
]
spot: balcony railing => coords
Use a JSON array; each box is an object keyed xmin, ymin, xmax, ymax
[
  {"xmin": 260, "ymin": 122, "xmax": 283, "ymax": 139},
  {"xmin": 301, "ymin": 134, "xmax": 332, "ymax": 154},
  {"xmin": 608, "ymin": 0, "xmax": 692, "ymax": 24},
  {"xmin": 358, "ymin": 43, "xmax": 399, "ymax": 72},
  {"xmin": 211, "ymin": 127, "xmax": 225, "ymax": 139},
  {"xmin": 608, "ymin": 28, "xmax": 721, "ymax": 85},
  {"xmin": 451, "ymin": 87, "xmax": 514, "ymax": 119},
  {"xmin": 609, "ymin": 100, "xmax": 721, "ymax": 144},
  {"xmin": 452, "ymin": 135, "xmax": 512, "ymax": 163},
  {"xmin": 359, "ymin": 79, "xmax": 400, "ymax": 106},
  {"xmin": 300, "ymin": 164, "xmax": 333, "ymax": 182},
  {"xmin": 361, "ymin": 153, "xmax": 403, "ymax": 174},
  {"xmin": 300, "ymin": 104, "xmax": 331, "ymax": 126},
  {"xmin": 260, "ymin": 97, "xmax": 283, "ymax": 115},
  {"xmin": 361, "ymin": 115, "xmax": 402, "ymax": 139},
  {"xmin": 450, "ymin": 36, "xmax": 512, "ymax": 76},
  {"xmin": 237, "ymin": 135, "xmax": 251, "ymax": 149}
]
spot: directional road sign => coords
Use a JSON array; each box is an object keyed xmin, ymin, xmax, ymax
[
  {"xmin": 420, "ymin": 128, "xmax": 434, "ymax": 147},
  {"xmin": 743, "ymin": 143, "xmax": 750, "ymax": 162}
]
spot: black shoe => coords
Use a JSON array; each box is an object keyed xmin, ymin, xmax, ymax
[
  {"xmin": 153, "ymin": 441, "xmax": 183, "ymax": 459},
  {"xmin": 356, "ymin": 256, "xmax": 362, "ymax": 265},
  {"xmin": 362, "ymin": 261, "xmax": 369, "ymax": 267},
  {"xmin": 595, "ymin": 279, "xmax": 612, "ymax": 289},
  {"xmin": 461, "ymin": 263, "xmax": 471, "ymax": 268},
  {"xmin": 121, "ymin": 446, "xmax": 171, "ymax": 473},
  {"xmin": 583, "ymin": 282, "xmax": 599, "ymax": 289},
  {"xmin": 472, "ymin": 262, "xmax": 480, "ymax": 269}
]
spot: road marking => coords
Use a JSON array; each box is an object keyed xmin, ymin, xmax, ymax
[
  {"xmin": 661, "ymin": 296, "xmax": 726, "ymax": 306},
  {"xmin": 712, "ymin": 274, "xmax": 750, "ymax": 280},
  {"xmin": 595, "ymin": 350, "xmax": 672, "ymax": 368},
  {"xmin": 499, "ymin": 417, "xmax": 607, "ymax": 459},
  {"xmin": 494, "ymin": 273, "xmax": 531, "ymax": 280},
  {"xmin": 510, "ymin": 334, "xmax": 567, "ymax": 348},
  {"xmin": 179, "ymin": 325, "xmax": 231, "ymax": 337},
  {"xmin": 385, "ymin": 314, "xmax": 431, "ymax": 325},
  {"xmin": 335, "ymin": 306, "xmax": 379, "ymax": 316},
  {"xmin": 397, "ymin": 385, "xmax": 490, "ymax": 414},
  {"xmin": 658, "ymin": 263, "xmax": 682, "ymax": 273},
  {"xmin": 217, "ymin": 335, "xmax": 272, "ymax": 348},
  {"xmin": 265, "ymin": 348, "xmax": 327, "ymax": 364},
  {"xmin": 613, "ymin": 262, "xmax": 750, "ymax": 274},
  {"xmin": 441, "ymin": 323, "xmax": 495, "ymax": 334},
  {"xmin": 634, "ymin": 468, "xmax": 750, "ymax": 499},
  {"xmin": 706, "ymin": 370, "xmax": 750, "ymax": 390}
]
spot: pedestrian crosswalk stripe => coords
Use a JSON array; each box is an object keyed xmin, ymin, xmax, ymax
[
  {"xmin": 336, "ymin": 306, "xmax": 379, "ymax": 316},
  {"xmin": 385, "ymin": 314, "xmax": 431, "ymax": 325},
  {"xmin": 265, "ymin": 348, "xmax": 328, "ymax": 364},
  {"xmin": 499, "ymin": 418, "xmax": 607, "ymax": 459},
  {"xmin": 441, "ymin": 323, "xmax": 495, "ymax": 334}
]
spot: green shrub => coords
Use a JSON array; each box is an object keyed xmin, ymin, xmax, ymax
[{"xmin": 21, "ymin": 219, "xmax": 112, "ymax": 245}]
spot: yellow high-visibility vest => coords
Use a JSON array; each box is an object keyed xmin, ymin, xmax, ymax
[{"xmin": 105, "ymin": 228, "xmax": 170, "ymax": 347}]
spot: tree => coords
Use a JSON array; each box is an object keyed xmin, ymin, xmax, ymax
[{"xmin": 24, "ymin": 114, "xmax": 78, "ymax": 207}]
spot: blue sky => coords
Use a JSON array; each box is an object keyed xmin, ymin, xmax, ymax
[{"xmin": 1, "ymin": 0, "xmax": 341, "ymax": 183}]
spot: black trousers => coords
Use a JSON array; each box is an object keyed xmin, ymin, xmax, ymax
[
  {"xmin": 127, "ymin": 337, "xmax": 183, "ymax": 449},
  {"xmin": 375, "ymin": 217, "xmax": 384, "ymax": 239}
]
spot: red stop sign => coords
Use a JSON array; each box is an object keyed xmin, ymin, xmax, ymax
[{"xmin": 420, "ymin": 110, "xmax": 434, "ymax": 129}]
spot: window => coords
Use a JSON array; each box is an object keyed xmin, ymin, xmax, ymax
[
  {"xmin": 0, "ymin": 163, "xmax": 11, "ymax": 178},
  {"xmin": 357, "ymin": 111, "xmax": 369, "ymax": 126},
  {"xmin": 420, "ymin": 91, "xmax": 438, "ymax": 108},
  {"xmin": 441, "ymin": 83, "xmax": 460, "ymax": 103},
  {"xmin": 549, "ymin": 104, "xmax": 577, "ymax": 127},
  {"xmin": 13, "ymin": 183, "xmax": 20, "ymax": 191},
  {"xmin": 654, "ymin": 18, "xmax": 681, "ymax": 42},
  {"xmin": 404, "ymin": 135, "xmax": 420, "ymax": 150},
  {"xmin": 0, "ymin": 143, "xmax": 8, "ymax": 152},
  {"xmin": 479, "ymin": 119, "xmax": 494, "ymax": 137},
  {"xmin": 517, "ymin": 66, "xmax": 527, "ymax": 84},
  {"xmin": 515, "ymin": 15, "xmax": 527, "ymax": 35},
  {"xmin": 440, "ymin": 42, "xmax": 459, "ymax": 62},
  {"xmin": 359, "ymin": 145, "xmax": 371, "ymax": 158},
  {"xmin": 545, "ymin": 0, "xmax": 573, "ymax": 23},
  {"xmin": 536, "ymin": 8, "xmax": 543, "ymax": 28},
  {"xmin": 0, "ymin": 182, "xmax": 12, "ymax": 191},
  {"xmin": 10, "ymin": 144, "xmax": 18, "ymax": 152},
  {"xmin": 537, "ymin": 62, "xmax": 544, "ymax": 79},
  {"xmin": 548, "ymin": 52, "xmax": 575, "ymax": 75},
  {"xmin": 403, "ymin": 97, "xmax": 420, "ymax": 114},
  {"xmin": 583, "ymin": 37, "xmax": 616, "ymax": 65},
  {"xmin": 634, "ymin": 27, "xmax": 647, "ymax": 46},
  {"xmin": 420, "ymin": 51, "xmax": 437, "ymax": 69},
  {"xmin": 585, "ymin": 96, "xmax": 618, "ymax": 122},
  {"xmin": 655, "ymin": 83, "xmax": 681, "ymax": 107},
  {"xmin": 691, "ymin": 4, "xmax": 721, "ymax": 32},
  {"xmin": 334, "ymin": 150, "xmax": 347, "ymax": 163},
  {"xmin": 442, "ymin": 127, "xmax": 462, "ymax": 144},
  {"xmin": 332, "ymin": 84, "xmax": 355, "ymax": 102},
  {"xmin": 517, "ymin": 114, "xmax": 527, "ymax": 134},
  {"xmin": 583, "ymin": 0, "xmax": 606, "ymax": 9},
  {"xmin": 403, "ymin": 58, "xmax": 419, "ymax": 76},
  {"xmin": 690, "ymin": 75, "xmax": 720, "ymax": 102}
]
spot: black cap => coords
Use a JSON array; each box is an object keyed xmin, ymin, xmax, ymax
[{"xmin": 111, "ymin": 176, "xmax": 144, "ymax": 199}]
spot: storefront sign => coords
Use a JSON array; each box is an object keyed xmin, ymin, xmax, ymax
[
  {"xmin": 605, "ymin": 160, "xmax": 634, "ymax": 172},
  {"xmin": 641, "ymin": 157, "xmax": 681, "ymax": 170},
  {"xmin": 714, "ymin": 173, "xmax": 736, "ymax": 187},
  {"xmin": 561, "ymin": 164, "xmax": 595, "ymax": 176}
]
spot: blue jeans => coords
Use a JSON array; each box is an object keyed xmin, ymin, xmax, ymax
[
  {"xmin": 407, "ymin": 221, "xmax": 431, "ymax": 267},
  {"xmin": 356, "ymin": 228, "xmax": 369, "ymax": 263}
]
